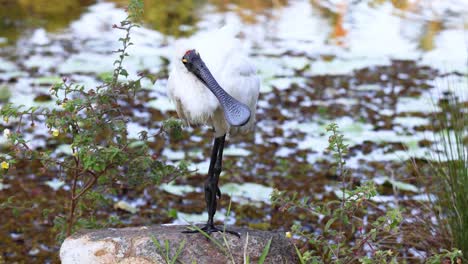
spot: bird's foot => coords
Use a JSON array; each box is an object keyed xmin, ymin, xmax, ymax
[{"xmin": 182, "ymin": 224, "xmax": 240, "ymax": 238}]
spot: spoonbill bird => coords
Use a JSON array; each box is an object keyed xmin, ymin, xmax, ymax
[{"xmin": 167, "ymin": 25, "xmax": 260, "ymax": 236}]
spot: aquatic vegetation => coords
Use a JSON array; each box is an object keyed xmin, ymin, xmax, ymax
[
  {"xmin": 0, "ymin": 86, "xmax": 10, "ymax": 102},
  {"xmin": 427, "ymin": 84, "xmax": 467, "ymax": 260}
]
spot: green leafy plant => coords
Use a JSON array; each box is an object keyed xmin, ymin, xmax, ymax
[
  {"xmin": 0, "ymin": 0, "xmax": 187, "ymax": 240},
  {"xmin": 425, "ymin": 248, "xmax": 463, "ymax": 264},
  {"xmin": 151, "ymin": 236, "xmax": 187, "ymax": 264},
  {"xmin": 271, "ymin": 123, "xmax": 402, "ymax": 263}
]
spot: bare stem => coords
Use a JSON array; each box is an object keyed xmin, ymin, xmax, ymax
[{"xmin": 66, "ymin": 165, "xmax": 80, "ymax": 237}]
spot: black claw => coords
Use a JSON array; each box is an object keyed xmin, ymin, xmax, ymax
[
  {"xmin": 182, "ymin": 225, "xmax": 240, "ymax": 238},
  {"xmin": 223, "ymin": 229, "xmax": 241, "ymax": 238}
]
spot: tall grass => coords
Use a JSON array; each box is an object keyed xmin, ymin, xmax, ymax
[{"xmin": 430, "ymin": 76, "xmax": 468, "ymax": 257}]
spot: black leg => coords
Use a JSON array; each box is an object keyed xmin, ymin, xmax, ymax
[
  {"xmin": 213, "ymin": 135, "xmax": 224, "ymax": 200},
  {"xmin": 183, "ymin": 134, "xmax": 240, "ymax": 238},
  {"xmin": 206, "ymin": 135, "xmax": 223, "ymax": 226}
]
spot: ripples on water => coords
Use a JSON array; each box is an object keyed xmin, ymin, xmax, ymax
[{"xmin": 0, "ymin": 0, "xmax": 467, "ymax": 262}]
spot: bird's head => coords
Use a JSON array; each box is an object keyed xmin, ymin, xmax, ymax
[
  {"xmin": 178, "ymin": 48, "xmax": 251, "ymax": 127},
  {"xmin": 180, "ymin": 49, "xmax": 205, "ymax": 82}
]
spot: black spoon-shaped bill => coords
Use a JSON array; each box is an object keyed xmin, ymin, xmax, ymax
[
  {"xmin": 182, "ymin": 50, "xmax": 251, "ymax": 127},
  {"xmin": 220, "ymin": 96, "xmax": 250, "ymax": 126}
]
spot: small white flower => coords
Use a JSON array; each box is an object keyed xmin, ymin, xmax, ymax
[{"xmin": 3, "ymin": 129, "xmax": 11, "ymax": 139}]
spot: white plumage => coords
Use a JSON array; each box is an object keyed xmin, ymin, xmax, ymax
[
  {"xmin": 166, "ymin": 25, "xmax": 260, "ymax": 235},
  {"xmin": 167, "ymin": 25, "xmax": 260, "ymax": 137}
]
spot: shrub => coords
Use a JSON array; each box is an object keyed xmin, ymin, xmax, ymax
[
  {"xmin": 271, "ymin": 123, "xmax": 402, "ymax": 263},
  {"xmin": 0, "ymin": 0, "xmax": 187, "ymax": 240}
]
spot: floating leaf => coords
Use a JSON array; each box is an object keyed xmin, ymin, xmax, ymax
[{"xmin": 114, "ymin": 201, "xmax": 138, "ymax": 214}]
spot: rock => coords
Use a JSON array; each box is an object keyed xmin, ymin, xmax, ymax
[{"xmin": 60, "ymin": 225, "xmax": 298, "ymax": 264}]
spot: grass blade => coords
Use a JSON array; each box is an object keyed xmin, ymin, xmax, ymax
[
  {"xmin": 294, "ymin": 244, "xmax": 305, "ymax": 264},
  {"xmin": 165, "ymin": 239, "xmax": 170, "ymax": 262},
  {"xmin": 170, "ymin": 239, "xmax": 186, "ymax": 264},
  {"xmin": 151, "ymin": 235, "xmax": 170, "ymax": 263},
  {"xmin": 258, "ymin": 238, "xmax": 272, "ymax": 264},
  {"xmin": 185, "ymin": 223, "xmax": 228, "ymax": 256},
  {"xmin": 151, "ymin": 235, "xmax": 161, "ymax": 250},
  {"xmin": 243, "ymin": 233, "xmax": 250, "ymax": 264},
  {"xmin": 221, "ymin": 232, "xmax": 235, "ymax": 264}
]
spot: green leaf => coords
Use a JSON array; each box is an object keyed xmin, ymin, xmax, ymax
[
  {"xmin": 294, "ymin": 244, "xmax": 306, "ymax": 264},
  {"xmin": 170, "ymin": 239, "xmax": 186, "ymax": 264},
  {"xmin": 98, "ymin": 72, "xmax": 113, "ymax": 82},
  {"xmin": 165, "ymin": 240, "xmax": 170, "ymax": 262},
  {"xmin": 384, "ymin": 177, "xmax": 419, "ymax": 193},
  {"xmin": 258, "ymin": 238, "xmax": 272, "ymax": 264},
  {"xmin": 167, "ymin": 209, "xmax": 178, "ymax": 219},
  {"xmin": 12, "ymin": 207, "xmax": 19, "ymax": 217},
  {"xmin": 324, "ymin": 217, "xmax": 337, "ymax": 232},
  {"xmin": 370, "ymin": 229, "xmax": 377, "ymax": 240},
  {"xmin": 120, "ymin": 69, "xmax": 128, "ymax": 78}
]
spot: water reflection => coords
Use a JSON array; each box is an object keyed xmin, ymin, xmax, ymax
[
  {"xmin": 309, "ymin": 0, "xmax": 348, "ymax": 46},
  {"xmin": 0, "ymin": 0, "xmax": 291, "ymax": 44},
  {"xmin": 309, "ymin": 0, "xmax": 467, "ymax": 51},
  {"xmin": 0, "ymin": 0, "xmax": 95, "ymax": 44},
  {"xmin": 112, "ymin": 0, "xmax": 205, "ymax": 37},
  {"xmin": 1, "ymin": 0, "xmax": 465, "ymax": 45},
  {"xmin": 419, "ymin": 20, "xmax": 443, "ymax": 51},
  {"xmin": 208, "ymin": 0, "xmax": 288, "ymax": 23},
  {"xmin": 111, "ymin": 0, "xmax": 288, "ymax": 37}
]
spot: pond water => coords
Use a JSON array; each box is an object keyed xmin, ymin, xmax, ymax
[{"xmin": 0, "ymin": 0, "xmax": 467, "ymax": 262}]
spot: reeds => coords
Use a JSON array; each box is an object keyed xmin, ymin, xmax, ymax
[{"xmin": 430, "ymin": 76, "xmax": 467, "ymax": 257}]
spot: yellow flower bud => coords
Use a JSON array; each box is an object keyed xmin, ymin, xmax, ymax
[
  {"xmin": 1, "ymin": 161, "xmax": 9, "ymax": 170},
  {"xmin": 286, "ymin": 232, "xmax": 292, "ymax": 239},
  {"xmin": 3, "ymin": 116, "xmax": 8, "ymax": 123},
  {"xmin": 52, "ymin": 129, "xmax": 60, "ymax": 137}
]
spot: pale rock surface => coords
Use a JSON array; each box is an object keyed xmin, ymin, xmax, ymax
[{"xmin": 60, "ymin": 225, "xmax": 297, "ymax": 264}]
